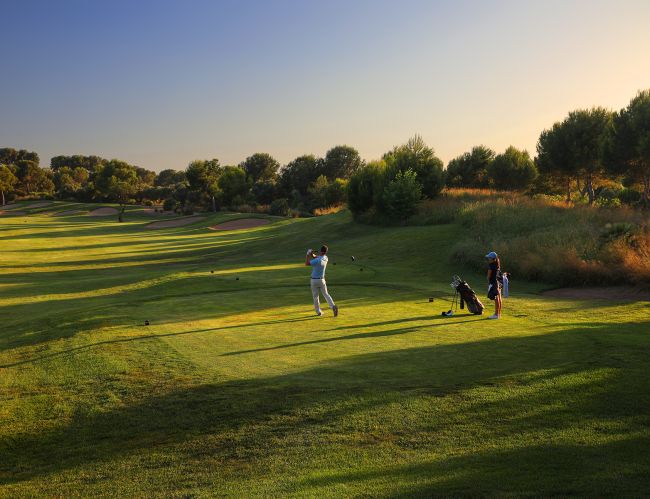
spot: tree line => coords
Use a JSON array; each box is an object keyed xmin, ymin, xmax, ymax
[
  {"xmin": 0, "ymin": 145, "xmax": 361, "ymax": 218},
  {"xmin": 1, "ymin": 89, "xmax": 648, "ymax": 217}
]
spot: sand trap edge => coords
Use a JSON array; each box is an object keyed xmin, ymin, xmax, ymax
[
  {"xmin": 208, "ymin": 218, "xmax": 272, "ymax": 231},
  {"xmin": 146, "ymin": 216, "xmax": 206, "ymax": 229}
]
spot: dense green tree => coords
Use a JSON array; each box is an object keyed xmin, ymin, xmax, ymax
[
  {"xmin": 322, "ymin": 145, "xmax": 363, "ymax": 180},
  {"xmin": 446, "ymin": 145, "xmax": 495, "ymax": 188},
  {"xmin": 346, "ymin": 160, "xmax": 388, "ymax": 216},
  {"xmin": 54, "ymin": 166, "xmax": 83, "ymax": 196},
  {"xmin": 566, "ymin": 108, "xmax": 613, "ymax": 204},
  {"xmin": 251, "ymin": 180, "xmax": 277, "ymax": 205},
  {"xmin": 94, "ymin": 160, "xmax": 139, "ymax": 221},
  {"xmin": 536, "ymin": 121, "xmax": 579, "ymax": 202},
  {"xmin": 382, "ymin": 169, "xmax": 422, "ymax": 222},
  {"xmin": 269, "ymin": 198, "xmax": 290, "ymax": 216},
  {"xmin": 240, "ymin": 153, "xmax": 280, "ymax": 183},
  {"xmin": 0, "ymin": 148, "xmax": 39, "ymax": 166},
  {"xmin": 15, "ymin": 161, "xmax": 54, "ymax": 194},
  {"xmin": 326, "ymin": 178, "xmax": 348, "ymax": 206},
  {"xmin": 186, "ymin": 159, "xmax": 221, "ymax": 211},
  {"xmin": 135, "ymin": 167, "xmax": 156, "ymax": 188},
  {"xmin": 218, "ymin": 166, "xmax": 250, "ymax": 206},
  {"xmin": 308, "ymin": 175, "xmax": 330, "ymax": 209},
  {"xmin": 50, "ymin": 155, "xmax": 105, "ymax": 172},
  {"xmin": 488, "ymin": 146, "xmax": 538, "ymax": 190},
  {"xmin": 0, "ymin": 165, "xmax": 18, "ymax": 205},
  {"xmin": 155, "ymin": 169, "xmax": 186, "ymax": 187},
  {"xmin": 279, "ymin": 155, "xmax": 323, "ymax": 200},
  {"xmin": 537, "ymin": 108, "xmax": 612, "ymax": 204},
  {"xmin": 383, "ymin": 135, "xmax": 445, "ymax": 198},
  {"xmin": 605, "ymin": 89, "xmax": 650, "ymax": 207}
]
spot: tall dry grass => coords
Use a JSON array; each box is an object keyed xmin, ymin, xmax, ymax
[{"xmin": 417, "ymin": 189, "xmax": 650, "ymax": 286}]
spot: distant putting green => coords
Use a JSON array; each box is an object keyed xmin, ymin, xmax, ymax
[{"xmin": 1, "ymin": 202, "xmax": 649, "ymax": 496}]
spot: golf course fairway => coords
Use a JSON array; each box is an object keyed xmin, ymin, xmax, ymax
[{"xmin": 1, "ymin": 203, "xmax": 649, "ymax": 497}]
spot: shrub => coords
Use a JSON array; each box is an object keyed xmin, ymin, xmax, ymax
[
  {"xmin": 381, "ymin": 169, "xmax": 422, "ymax": 222},
  {"xmin": 232, "ymin": 204, "xmax": 254, "ymax": 213},
  {"xmin": 347, "ymin": 160, "xmax": 387, "ymax": 216},
  {"xmin": 270, "ymin": 198, "xmax": 290, "ymax": 216},
  {"xmin": 618, "ymin": 188, "xmax": 642, "ymax": 205},
  {"xmin": 162, "ymin": 198, "xmax": 177, "ymax": 212}
]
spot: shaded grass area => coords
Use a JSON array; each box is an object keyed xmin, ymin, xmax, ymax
[{"xmin": 1, "ymin": 204, "xmax": 649, "ymax": 496}]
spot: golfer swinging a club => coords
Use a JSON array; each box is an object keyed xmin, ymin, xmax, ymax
[{"xmin": 305, "ymin": 245, "xmax": 338, "ymax": 317}]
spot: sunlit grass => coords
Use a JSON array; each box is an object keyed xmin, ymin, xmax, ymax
[{"xmin": 1, "ymin": 202, "xmax": 649, "ymax": 496}]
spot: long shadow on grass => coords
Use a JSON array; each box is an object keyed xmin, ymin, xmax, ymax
[
  {"xmin": 2, "ymin": 320, "xmax": 649, "ymax": 494},
  {"xmin": 220, "ymin": 317, "xmax": 483, "ymax": 357},
  {"xmin": 0, "ymin": 317, "xmax": 319, "ymax": 368},
  {"xmin": 298, "ymin": 437, "xmax": 650, "ymax": 496}
]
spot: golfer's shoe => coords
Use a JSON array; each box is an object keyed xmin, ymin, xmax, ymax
[
  {"xmin": 488, "ymin": 314, "xmax": 500, "ymax": 319},
  {"xmin": 316, "ymin": 311, "xmax": 323, "ymax": 317},
  {"xmin": 333, "ymin": 305, "xmax": 339, "ymax": 317}
]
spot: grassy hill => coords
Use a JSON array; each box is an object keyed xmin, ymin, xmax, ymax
[{"xmin": 1, "ymin": 202, "xmax": 649, "ymax": 496}]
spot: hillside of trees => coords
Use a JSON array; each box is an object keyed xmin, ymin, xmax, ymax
[{"xmin": 1, "ymin": 89, "xmax": 649, "ymax": 220}]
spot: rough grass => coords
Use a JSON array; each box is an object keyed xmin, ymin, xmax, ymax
[
  {"xmin": 413, "ymin": 189, "xmax": 650, "ymax": 286},
  {"xmin": 1, "ymin": 201, "xmax": 649, "ymax": 497}
]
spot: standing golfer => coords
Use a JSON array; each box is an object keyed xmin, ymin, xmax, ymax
[
  {"xmin": 486, "ymin": 251, "xmax": 502, "ymax": 319},
  {"xmin": 305, "ymin": 245, "xmax": 338, "ymax": 317}
]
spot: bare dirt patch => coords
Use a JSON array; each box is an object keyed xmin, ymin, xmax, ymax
[
  {"xmin": 146, "ymin": 216, "xmax": 206, "ymax": 229},
  {"xmin": 543, "ymin": 286, "xmax": 650, "ymax": 301},
  {"xmin": 88, "ymin": 207, "xmax": 119, "ymax": 216},
  {"xmin": 208, "ymin": 218, "xmax": 271, "ymax": 231},
  {"xmin": 22, "ymin": 201, "xmax": 52, "ymax": 210},
  {"xmin": 53, "ymin": 209, "xmax": 86, "ymax": 216},
  {"xmin": 0, "ymin": 210, "xmax": 27, "ymax": 216}
]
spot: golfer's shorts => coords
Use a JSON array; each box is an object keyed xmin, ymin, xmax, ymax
[{"xmin": 487, "ymin": 283, "xmax": 501, "ymax": 301}]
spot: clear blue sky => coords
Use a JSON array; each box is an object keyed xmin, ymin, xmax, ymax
[{"xmin": 2, "ymin": 0, "xmax": 649, "ymax": 171}]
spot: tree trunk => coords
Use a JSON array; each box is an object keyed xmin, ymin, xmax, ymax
[
  {"xmin": 643, "ymin": 173, "xmax": 650, "ymax": 209},
  {"xmin": 212, "ymin": 195, "xmax": 216, "ymax": 212},
  {"xmin": 118, "ymin": 204, "xmax": 125, "ymax": 222},
  {"xmin": 566, "ymin": 178, "xmax": 572, "ymax": 203},
  {"xmin": 586, "ymin": 174, "xmax": 595, "ymax": 205},
  {"xmin": 1, "ymin": 190, "xmax": 4, "ymax": 206}
]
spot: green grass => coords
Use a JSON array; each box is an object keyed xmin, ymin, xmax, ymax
[{"xmin": 1, "ymin": 201, "xmax": 649, "ymax": 497}]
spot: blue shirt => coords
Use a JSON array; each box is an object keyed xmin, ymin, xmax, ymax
[{"xmin": 310, "ymin": 255, "xmax": 328, "ymax": 279}]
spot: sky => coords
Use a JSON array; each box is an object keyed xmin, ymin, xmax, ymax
[{"xmin": 1, "ymin": 0, "xmax": 649, "ymax": 172}]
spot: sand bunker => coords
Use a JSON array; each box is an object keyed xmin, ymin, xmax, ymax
[
  {"xmin": 543, "ymin": 286, "xmax": 650, "ymax": 301},
  {"xmin": 143, "ymin": 208, "xmax": 175, "ymax": 216},
  {"xmin": 88, "ymin": 207, "xmax": 119, "ymax": 216},
  {"xmin": 0, "ymin": 210, "xmax": 26, "ymax": 216},
  {"xmin": 146, "ymin": 216, "xmax": 206, "ymax": 229},
  {"xmin": 53, "ymin": 209, "xmax": 86, "ymax": 216},
  {"xmin": 209, "ymin": 218, "xmax": 271, "ymax": 231},
  {"xmin": 22, "ymin": 201, "xmax": 52, "ymax": 210}
]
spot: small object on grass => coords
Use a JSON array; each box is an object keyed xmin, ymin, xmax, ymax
[
  {"xmin": 351, "ymin": 256, "xmax": 355, "ymax": 261},
  {"xmin": 441, "ymin": 310, "xmax": 453, "ymax": 317},
  {"xmin": 429, "ymin": 297, "xmax": 434, "ymax": 302},
  {"xmin": 144, "ymin": 320, "xmax": 150, "ymax": 326},
  {"xmin": 210, "ymin": 270, "xmax": 214, "ymax": 274}
]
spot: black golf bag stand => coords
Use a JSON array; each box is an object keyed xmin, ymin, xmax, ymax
[{"xmin": 446, "ymin": 275, "xmax": 485, "ymax": 315}]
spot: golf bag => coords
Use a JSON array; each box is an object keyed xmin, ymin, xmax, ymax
[{"xmin": 450, "ymin": 275, "xmax": 484, "ymax": 315}]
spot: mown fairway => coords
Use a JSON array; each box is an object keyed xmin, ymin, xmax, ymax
[{"xmin": 1, "ymin": 202, "xmax": 649, "ymax": 497}]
